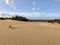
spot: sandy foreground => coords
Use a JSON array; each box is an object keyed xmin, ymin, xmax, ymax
[{"xmin": 0, "ymin": 20, "xmax": 60, "ymax": 45}]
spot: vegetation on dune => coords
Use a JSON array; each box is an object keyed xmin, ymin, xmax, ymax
[
  {"xmin": 48, "ymin": 19, "xmax": 60, "ymax": 24},
  {"xmin": 0, "ymin": 15, "xmax": 60, "ymax": 24},
  {"xmin": 30, "ymin": 19, "xmax": 60, "ymax": 24},
  {"xmin": 11, "ymin": 15, "xmax": 29, "ymax": 21},
  {"xmin": 0, "ymin": 15, "xmax": 29, "ymax": 21},
  {"xmin": 0, "ymin": 17, "xmax": 6, "ymax": 20}
]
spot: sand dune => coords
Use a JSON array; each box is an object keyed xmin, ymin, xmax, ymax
[{"xmin": 0, "ymin": 20, "xmax": 60, "ymax": 45}]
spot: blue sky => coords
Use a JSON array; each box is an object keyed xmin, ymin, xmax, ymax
[{"xmin": 0, "ymin": 0, "xmax": 60, "ymax": 20}]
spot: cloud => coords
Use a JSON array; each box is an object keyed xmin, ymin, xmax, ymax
[
  {"xmin": 0, "ymin": 12, "xmax": 12, "ymax": 18},
  {"xmin": 32, "ymin": 8, "xmax": 36, "ymax": 11},
  {"xmin": 36, "ymin": 8, "xmax": 40, "ymax": 12},
  {"xmin": 4, "ymin": 0, "xmax": 16, "ymax": 9},
  {"xmin": 32, "ymin": 1, "xmax": 36, "ymax": 5},
  {"xmin": 32, "ymin": 1, "xmax": 40, "ymax": 12},
  {"xmin": 24, "ymin": 8, "xmax": 40, "ymax": 13},
  {"xmin": 32, "ymin": 8, "xmax": 40, "ymax": 12}
]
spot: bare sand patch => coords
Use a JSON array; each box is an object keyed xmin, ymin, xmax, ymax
[{"xmin": 0, "ymin": 20, "xmax": 60, "ymax": 45}]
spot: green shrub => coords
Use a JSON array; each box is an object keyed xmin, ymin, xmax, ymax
[
  {"xmin": 11, "ymin": 15, "xmax": 29, "ymax": 21},
  {"xmin": 48, "ymin": 20, "xmax": 54, "ymax": 23},
  {"xmin": 0, "ymin": 17, "xmax": 6, "ymax": 20}
]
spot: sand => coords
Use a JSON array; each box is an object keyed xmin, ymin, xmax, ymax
[{"xmin": 0, "ymin": 20, "xmax": 60, "ymax": 45}]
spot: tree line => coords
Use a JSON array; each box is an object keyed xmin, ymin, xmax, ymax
[
  {"xmin": 0, "ymin": 15, "xmax": 29, "ymax": 21},
  {"xmin": 0, "ymin": 15, "xmax": 60, "ymax": 23}
]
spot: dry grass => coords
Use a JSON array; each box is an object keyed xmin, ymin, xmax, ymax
[{"xmin": 0, "ymin": 20, "xmax": 60, "ymax": 45}]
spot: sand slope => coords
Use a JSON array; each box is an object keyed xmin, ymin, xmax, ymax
[{"xmin": 0, "ymin": 20, "xmax": 60, "ymax": 45}]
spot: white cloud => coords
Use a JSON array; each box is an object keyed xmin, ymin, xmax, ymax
[
  {"xmin": 4, "ymin": 0, "xmax": 16, "ymax": 9},
  {"xmin": 32, "ymin": 8, "xmax": 36, "ymax": 11},
  {"xmin": 0, "ymin": 12, "xmax": 12, "ymax": 18},
  {"xmin": 0, "ymin": 11, "xmax": 60, "ymax": 20},
  {"xmin": 32, "ymin": 1, "xmax": 40, "ymax": 12},
  {"xmin": 36, "ymin": 8, "xmax": 40, "ymax": 12},
  {"xmin": 32, "ymin": 8, "xmax": 40, "ymax": 12},
  {"xmin": 32, "ymin": 1, "xmax": 36, "ymax": 5}
]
